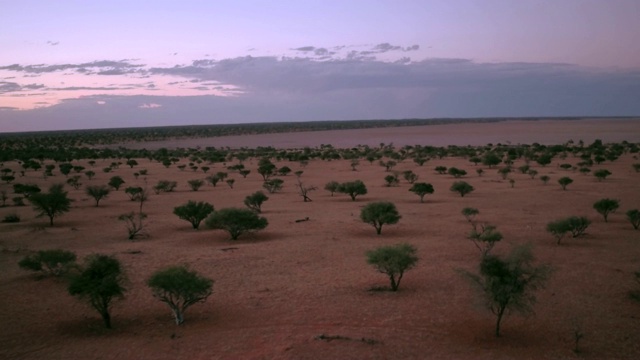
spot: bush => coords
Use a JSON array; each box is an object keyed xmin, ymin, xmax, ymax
[
  {"xmin": 13, "ymin": 183, "xmax": 41, "ymax": 198},
  {"xmin": 408, "ymin": 182, "xmax": 434, "ymax": 203},
  {"xmin": 468, "ymin": 224, "xmax": 503, "ymax": 256},
  {"xmin": 384, "ymin": 174, "xmax": 399, "ymax": 187},
  {"xmin": 337, "ymin": 180, "xmax": 367, "ymax": 201},
  {"xmin": 244, "ymin": 191, "xmax": 269, "ymax": 213},
  {"xmin": 450, "ymin": 181, "xmax": 474, "ymax": 197},
  {"xmin": 187, "ymin": 179, "xmax": 204, "ymax": 191},
  {"xmin": 68, "ymin": 254, "xmax": 126, "ymax": 329},
  {"xmin": 366, "ymin": 243, "xmax": 418, "ymax": 291},
  {"xmin": 173, "ymin": 200, "xmax": 214, "ymax": 229},
  {"xmin": 108, "ymin": 176, "xmax": 125, "ymax": 190},
  {"xmin": 85, "ymin": 185, "xmax": 110, "ymax": 207},
  {"xmin": 153, "ymin": 180, "xmax": 177, "ymax": 194},
  {"xmin": 2, "ymin": 212, "xmax": 20, "ymax": 223},
  {"xmin": 461, "ymin": 207, "xmax": 479, "ymax": 223},
  {"xmin": 118, "ymin": 212, "xmax": 147, "ymax": 240},
  {"xmin": 558, "ymin": 177, "xmax": 573, "ymax": 190},
  {"xmin": 402, "ymin": 170, "xmax": 418, "ymax": 184},
  {"xmin": 460, "ymin": 244, "xmax": 551, "ymax": 337},
  {"xmin": 546, "ymin": 216, "xmax": 591, "ymax": 244},
  {"xmin": 18, "ymin": 249, "xmax": 77, "ymax": 277},
  {"xmin": 434, "ymin": 166, "xmax": 447, "ymax": 174},
  {"xmin": 147, "ymin": 266, "xmax": 213, "ymax": 325},
  {"xmin": 360, "ymin": 201, "xmax": 401, "ymax": 235},
  {"xmin": 205, "ymin": 208, "xmax": 268, "ymax": 240},
  {"xmin": 540, "ymin": 175, "xmax": 550, "ymax": 185},
  {"xmin": 593, "ymin": 198, "xmax": 620, "ymax": 222},
  {"xmin": 324, "ymin": 181, "xmax": 340, "ymax": 196},
  {"xmin": 447, "ymin": 167, "xmax": 467, "ymax": 178},
  {"xmin": 263, "ymin": 178, "xmax": 284, "ymax": 193},
  {"xmin": 30, "ymin": 184, "xmax": 71, "ymax": 226},
  {"xmin": 627, "ymin": 209, "xmax": 640, "ymax": 230},
  {"xmin": 594, "ymin": 169, "xmax": 612, "ymax": 181}
]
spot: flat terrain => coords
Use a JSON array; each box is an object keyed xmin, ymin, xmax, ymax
[{"xmin": 1, "ymin": 119, "xmax": 640, "ymax": 359}]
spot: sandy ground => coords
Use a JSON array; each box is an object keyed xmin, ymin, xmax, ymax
[{"xmin": 1, "ymin": 119, "xmax": 640, "ymax": 359}]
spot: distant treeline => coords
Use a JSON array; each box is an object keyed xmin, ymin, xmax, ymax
[{"xmin": 0, "ymin": 117, "xmax": 623, "ymax": 146}]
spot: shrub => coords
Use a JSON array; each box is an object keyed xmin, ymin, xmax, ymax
[
  {"xmin": 277, "ymin": 166, "xmax": 292, "ymax": 176},
  {"xmin": 18, "ymin": 249, "xmax": 77, "ymax": 277},
  {"xmin": 461, "ymin": 207, "xmax": 479, "ymax": 223},
  {"xmin": 460, "ymin": 244, "xmax": 551, "ymax": 337},
  {"xmin": 173, "ymin": 201, "xmax": 214, "ymax": 229},
  {"xmin": 84, "ymin": 170, "xmax": 96, "ymax": 179},
  {"xmin": 118, "ymin": 212, "xmax": 147, "ymax": 240},
  {"xmin": 408, "ymin": 182, "xmax": 434, "ymax": 203},
  {"xmin": 153, "ymin": 180, "xmax": 177, "ymax": 194},
  {"xmin": 13, "ymin": 183, "xmax": 41, "ymax": 198},
  {"xmin": 593, "ymin": 169, "xmax": 611, "ymax": 181},
  {"xmin": 324, "ymin": 181, "xmax": 340, "ymax": 196},
  {"xmin": 187, "ymin": 179, "xmax": 204, "ymax": 191},
  {"xmin": 448, "ymin": 167, "xmax": 467, "ymax": 178},
  {"xmin": 402, "ymin": 170, "xmax": 418, "ymax": 184},
  {"xmin": 627, "ymin": 209, "xmax": 640, "ymax": 230},
  {"xmin": 244, "ymin": 191, "xmax": 269, "ymax": 213},
  {"xmin": 546, "ymin": 216, "xmax": 591, "ymax": 244},
  {"xmin": 593, "ymin": 198, "xmax": 620, "ymax": 222},
  {"xmin": 30, "ymin": 184, "xmax": 71, "ymax": 226},
  {"xmin": 85, "ymin": 185, "xmax": 110, "ymax": 207},
  {"xmin": 360, "ymin": 201, "xmax": 401, "ymax": 235},
  {"xmin": 66, "ymin": 175, "xmax": 82, "ymax": 189},
  {"xmin": 263, "ymin": 178, "xmax": 284, "ymax": 193},
  {"xmin": 540, "ymin": 175, "xmax": 550, "ymax": 184},
  {"xmin": 126, "ymin": 159, "xmax": 138, "ymax": 168},
  {"xmin": 558, "ymin": 176, "xmax": 573, "ymax": 190},
  {"xmin": 147, "ymin": 266, "xmax": 214, "ymax": 325},
  {"xmin": 2, "ymin": 212, "xmax": 20, "ymax": 223},
  {"xmin": 384, "ymin": 174, "xmax": 399, "ymax": 187},
  {"xmin": 482, "ymin": 152, "xmax": 502, "ymax": 168},
  {"xmin": 108, "ymin": 176, "xmax": 125, "ymax": 190},
  {"xmin": 434, "ymin": 166, "xmax": 447, "ymax": 174},
  {"xmin": 528, "ymin": 169, "xmax": 538, "ymax": 179},
  {"xmin": 450, "ymin": 181, "xmax": 474, "ymax": 197},
  {"xmin": 366, "ymin": 243, "xmax": 418, "ymax": 291},
  {"xmin": 337, "ymin": 180, "xmax": 367, "ymax": 201},
  {"xmin": 205, "ymin": 208, "xmax": 268, "ymax": 240},
  {"xmin": 68, "ymin": 254, "xmax": 126, "ymax": 329},
  {"xmin": 469, "ymin": 224, "xmax": 503, "ymax": 256}
]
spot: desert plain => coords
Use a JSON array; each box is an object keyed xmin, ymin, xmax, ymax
[{"xmin": 1, "ymin": 118, "xmax": 640, "ymax": 359}]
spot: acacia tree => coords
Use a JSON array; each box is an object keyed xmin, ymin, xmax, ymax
[
  {"xmin": 108, "ymin": 176, "xmax": 125, "ymax": 190},
  {"xmin": 627, "ymin": 209, "xmax": 640, "ymax": 230},
  {"xmin": 460, "ymin": 245, "xmax": 551, "ymax": 337},
  {"xmin": 593, "ymin": 198, "xmax": 620, "ymax": 222},
  {"xmin": 558, "ymin": 177, "xmax": 573, "ymax": 190},
  {"xmin": 337, "ymin": 180, "xmax": 367, "ymax": 201},
  {"xmin": 68, "ymin": 254, "xmax": 126, "ymax": 329},
  {"xmin": 450, "ymin": 181, "xmax": 474, "ymax": 197},
  {"xmin": 30, "ymin": 184, "xmax": 72, "ymax": 226},
  {"xmin": 546, "ymin": 216, "xmax": 591, "ymax": 244},
  {"xmin": 408, "ymin": 182, "xmax": 434, "ymax": 203},
  {"xmin": 205, "ymin": 208, "xmax": 268, "ymax": 240},
  {"xmin": 244, "ymin": 191, "xmax": 269, "ymax": 213},
  {"xmin": 85, "ymin": 185, "xmax": 110, "ymax": 207},
  {"xmin": 147, "ymin": 266, "xmax": 213, "ymax": 325},
  {"xmin": 360, "ymin": 201, "xmax": 401, "ymax": 235},
  {"xmin": 324, "ymin": 181, "xmax": 340, "ymax": 196},
  {"xmin": 366, "ymin": 243, "xmax": 418, "ymax": 291},
  {"xmin": 296, "ymin": 180, "xmax": 317, "ymax": 202},
  {"xmin": 173, "ymin": 200, "xmax": 214, "ymax": 229}
]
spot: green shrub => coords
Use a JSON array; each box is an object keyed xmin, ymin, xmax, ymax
[
  {"xmin": 244, "ymin": 191, "xmax": 269, "ymax": 213},
  {"xmin": 205, "ymin": 208, "xmax": 268, "ymax": 240},
  {"xmin": 173, "ymin": 201, "xmax": 214, "ymax": 229},
  {"xmin": 546, "ymin": 216, "xmax": 591, "ymax": 244},
  {"xmin": 450, "ymin": 181, "xmax": 474, "ymax": 197},
  {"xmin": 18, "ymin": 249, "xmax": 77, "ymax": 277},
  {"xmin": 593, "ymin": 198, "xmax": 620, "ymax": 222},
  {"xmin": 366, "ymin": 243, "xmax": 418, "ymax": 291},
  {"xmin": 627, "ymin": 209, "xmax": 640, "ymax": 230},
  {"xmin": 408, "ymin": 182, "xmax": 434, "ymax": 203},
  {"xmin": 360, "ymin": 201, "xmax": 401, "ymax": 235}
]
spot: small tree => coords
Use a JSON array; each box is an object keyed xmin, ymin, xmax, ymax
[
  {"xmin": 85, "ymin": 170, "xmax": 96, "ymax": 180},
  {"xmin": 173, "ymin": 200, "xmax": 214, "ymax": 229},
  {"xmin": 468, "ymin": 224, "xmax": 503, "ymax": 256},
  {"xmin": 296, "ymin": 180, "xmax": 317, "ymax": 202},
  {"xmin": 244, "ymin": 191, "xmax": 269, "ymax": 213},
  {"xmin": 108, "ymin": 176, "xmax": 125, "ymax": 190},
  {"xmin": 460, "ymin": 244, "xmax": 551, "ymax": 337},
  {"xmin": 546, "ymin": 216, "xmax": 590, "ymax": 244},
  {"xmin": 360, "ymin": 201, "xmax": 401, "ymax": 235},
  {"xmin": 593, "ymin": 198, "xmax": 620, "ymax": 222},
  {"xmin": 448, "ymin": 167, "xmax": 467, "ymax": 178},
  {"xmin": 68, "ymin": 254, "xmax": 126, "ymax": 329},
  {"xmin": 263, "ymin": 178, "xmax": 284, "ymax": 193},
  {"xmin": 324, "ymin": 181, "xmax": 340, "ymax": 196},
  {"xmin": 18, "ymin": 249, "xmax": 77, "ymax": 277},
  {"xmin": 147, "ymin": 266, "xmax": 214, "ymax": 325},
  {"xmin": 126, "ymin": 159, "xmax": 138, "ymax": 168},
  {"xmin": 366, "ymin": 243, "xmax": 418, "ymax": 291},
  {"xmin": 540, "ymin": 175, "xmax": 550, "ymax": 185},
  {"xmin": 402, "ymin": 170, "xmax": 418, "ymax": 184},
  {"xmin": 450, "ymin": 181, "xmax": 474, "ymax": 197},
  {"xmin": 187, "ymin": 179, "xmax": 204, "ymax": 192},
  {"xmin": 626, "ymin": 209, "xmax": 640, "ymax": 230},
  {"xmin": 384, "ymin": 174, "xmax": 399, "ymax": 187},
  {"xmin": 558, "ymin": 177, "xmax": 573, "ymax": 190},
  {"xmin": 205, "ymin": 208, "xmax": 268, "ymax": 240},
  {"xmin": 30, "ymin": 184, "xmax": 72, "ymax": 226},
  {"xmin": 153, "ymin": 180, "xmax": 177, "ymax": 194},
  {"xmin": 118, "ymin": 212, "xmax": 147, "ymax": 240},
  {"xmin": 435, "ymin": 166, "xmax": 447, "ymax": 174},
  {"xmin": 593, "ymin": 169, "xmax": 611, "ymax": 181},
  {"xmin": 67, "ymin": 175, "xmax": 82, "ymax": 190},
  {"xmin": 408, "ymin": 182, "xmax": 434, "ymax": 203},
  {"xmin": 206, "ymin": 174, "xmax": 221, "ymax": 187},
  {"xmin": 86, "ymin": 185, "xmax": 110, "ymax": 207},
  {"xmin": 337, "ymin": 180, "xmax": 367, "ymax": 201},
  {"xmin": 461, "ymin": 207, "xmax": 479, "ymax": 223}
]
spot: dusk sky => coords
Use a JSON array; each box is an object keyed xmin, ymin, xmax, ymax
[{"xmin": 1, "ymin": 0, "xmax": 639, "ymax": 132}]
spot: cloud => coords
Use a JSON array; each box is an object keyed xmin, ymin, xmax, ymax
[
  {"xmin": 46, "ymin": 41, "xmax": 59, "ymax": 46},
  {"xmin": 0, "ymin": 81, "xmax": 45, "ymax": 93},
  {"xmin": 138, "ymin": 103, "xmax": 162, "ymax": 108},
  {"xmin": 0, "ymin": 60, "xmax": 144, "ymax": 74}
]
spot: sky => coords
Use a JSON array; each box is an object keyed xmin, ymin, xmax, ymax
[{"xmin": 1, "ymin": 0, "xmax": 639, "ymax": 133}]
